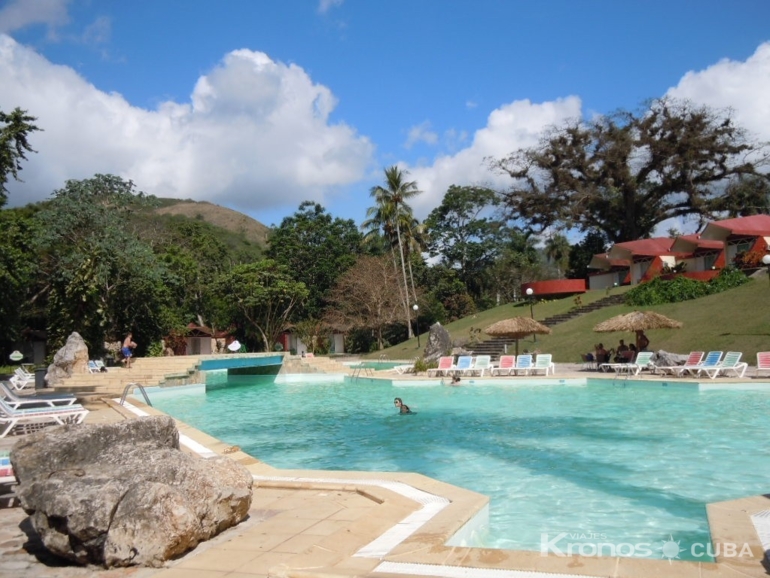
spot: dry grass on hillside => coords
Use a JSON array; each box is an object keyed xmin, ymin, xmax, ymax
[{"xmin": 155, "ymin": 201, "xmax": 270, "ymax": 246}]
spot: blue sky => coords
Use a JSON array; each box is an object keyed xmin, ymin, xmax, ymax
[{"xmin": 1, "ymin": 0, "xmax": 769, "ymax": 232}]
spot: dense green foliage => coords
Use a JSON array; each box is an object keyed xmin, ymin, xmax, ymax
[
  {"xmin": 624, "ymin": 268, "xmax": 749, "ymax": 306},
  {"xmin": 267, "ymin": 201, "xmax": 363, "ymax": 318},
  {"xmin": 0, "ymin": 107, "xmax": 41, "ymax": 208},
  {"xmin": 493, "ymin": 98, "xmax": 770, "ymax": 243},
  {"xmin": 216, "ymin": 260, "xmax": 309, "ymax": 352},
  {"xmin": 5, "ymin": 97, "xmax": 766, "ymax": 359}
]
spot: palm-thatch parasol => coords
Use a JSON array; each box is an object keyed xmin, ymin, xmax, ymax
[
  {"xmin": 594, "ymin": 310, "xmax": 682, "ymax": 351},
  {"xmin": 484, "ymin": 317, "xmax": 552, "ymax": 357}
]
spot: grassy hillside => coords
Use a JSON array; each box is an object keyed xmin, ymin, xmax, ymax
[
  {"xmin": 373, "ymin": 275, "xmax": 770, "ymax": 364},
  {"xmin": 154, "ymin": 199, "xmax": 270, "ymax": 247}
]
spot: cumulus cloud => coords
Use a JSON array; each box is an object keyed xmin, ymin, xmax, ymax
[
  {"xmin": 404, "ymin": 121, "xmax": 438, "ymax": 149},
  {"xmin": 667, "ymin": 41, "xmax": 770, "ymax": 143},
  {"xmin": 0, "ymin": 35, "xmax": 374, "ymax": 213},
  {"xmin": 404, "ymin": 97, "xmax": 583, "ymax": 217},
  {"xmin": 318, "ymin": 0, "xmax": 344, "ymax": 14},
  {"xmin": 0, "ymin": 0, "xmax": 70, "ymax": 35}
]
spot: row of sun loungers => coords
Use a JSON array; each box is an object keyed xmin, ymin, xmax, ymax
[
  {"xmin": 598, "ymin": 350, "xmax": 758, "ymax": 379},
  {"xmin": 0, "ymin": 381, "xmax": 87, "ymax": 438},
  {"xmin": 654, "ymin": 351, "xmax": 749, "ymax": 379},
  {"xmin": 427, "ymin": 354, "xmax": 555, "ymax": 377}
]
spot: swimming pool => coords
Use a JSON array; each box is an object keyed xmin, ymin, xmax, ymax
[{"xmin": 148, "ymin": 377, "xmax": 770, "ymax": 561}]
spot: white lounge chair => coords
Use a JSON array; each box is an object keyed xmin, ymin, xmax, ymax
[
  {"xmin": 698, "ymin": 351, "xmax": 748, "ymax": 379},
  {"xmin": 469, "ymin": 355, "xmax": 491, "ymax": 376},
  {"xmin": 15, "ymin": 367, "xmax": 33, "ymax": 380},
  {"xmin": 0, "ymin": 382, "xmax": 77, "ymax": 409},
  {"xmin": 756, "ymin": 352, "xmax": 770, "ymax": 378},
  {"xmin": 492, "ymin": 355, "xmax": 516, "ymax": 376},
  {"xmin": 530, "ymin": 354, "xmax": 555, "ymax": 376},
  {"xmin": 7, "ymin": 373, "xmax": 34, "ymax": 391},
  {"xmin": 623, "ymin": 351, "xmax": 656, "ymax": 375},
  {"xmin": 0, "ymin": 398, "xmax": 88, "ymax": 438}
]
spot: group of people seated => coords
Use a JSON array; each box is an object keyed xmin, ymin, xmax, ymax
[{"xmin": 584, "ymin": 331, "xmax": 649, "ymax": 366}]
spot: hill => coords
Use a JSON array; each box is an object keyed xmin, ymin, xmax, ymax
[
  {"xmin": 373, "ymin": 274, "xmax": 770, "ymax": 364},
  {"xmin": 154, "ymin": 199, "xmax": 270, "ymax": 247}
]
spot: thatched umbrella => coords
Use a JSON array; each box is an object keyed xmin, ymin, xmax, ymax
[
  {"xmin": 594, "ymin": 310, "xmax": 682, "ymax": 351},
  {"xmin": 484, "ymin": 317, "xmax": 552, "ymax": 357}
]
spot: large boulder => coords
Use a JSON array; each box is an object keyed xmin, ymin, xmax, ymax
[
  {"xmin": 424, "ymin": 322, "xmax": 452, "ymax": 363},
  {"xmin": 10, "ymin": 415, "xmax": 252, "ymax": 568},
  {"xmin": 45, "ymin": 331, "xmax": 89, "ymax": 387}
]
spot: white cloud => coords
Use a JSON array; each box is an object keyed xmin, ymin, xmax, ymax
[
  {"xmin": 404, "ymin": 121, "xmax": 438, "ymax": 149},
  {"xmin": 318, "ymin": 0, "xmax": 344, "ymax": 14},
  {"xmin": 0, "ymin": 0, "xmax": 70, "ymax": 35},
  {"xmin": 667, "ymin": 41, "xmax": 770, "ymax": 143},
  {"xmin": 403, "ymin": 97, "xmax": 583, "ymax": 218},
  {"xmin": 0, "ymin": 35, "xmax": 374, "ymax": 213}
]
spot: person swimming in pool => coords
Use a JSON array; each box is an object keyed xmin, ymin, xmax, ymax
[{"xmin": 393, "ymin": 397, "xmax": 412, "ymax": 414}]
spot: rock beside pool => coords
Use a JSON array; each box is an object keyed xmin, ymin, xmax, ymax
[
  {"xmin": 10, "ymin": 415, "xmax": 253, "ymax": 568},
  {"xmin": 424, "ymin": 322, "xmax": 453, "ymax": 362},
  {"xmin": 45, "ymin": 331, "xmax": 89, "ymax": 387}
]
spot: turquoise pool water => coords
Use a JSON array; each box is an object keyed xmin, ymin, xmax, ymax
[{"xmin": 149, "ymin": 377, "xmax": 770, "ymax": 561}]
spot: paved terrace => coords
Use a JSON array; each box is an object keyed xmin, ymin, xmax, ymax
[{"xmin": 1, "ymin": 360, "xmax": 769, "ymax": 578}]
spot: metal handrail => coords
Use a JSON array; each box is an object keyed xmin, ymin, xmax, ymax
[{"xmin": 119, "ymin": 382, "xmax": 152, "ymax": 406}]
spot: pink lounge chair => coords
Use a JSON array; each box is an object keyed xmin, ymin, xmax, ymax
[
  {"xmin": 757, "ymin": 352, "xmax": 770, "ymax": 377},
  {"xmin": 492, "ymin": 355, "xmax": 516, "ymax": 376},
  {"xmin": 428, "ymin": 356, "xmax": 454, "ymax": 377},
  {"xmin": 655, "ymin": 351, "xmax": 706, "ymax": 376}
]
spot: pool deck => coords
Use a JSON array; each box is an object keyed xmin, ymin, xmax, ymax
[{"xmin": 1, "ymin": 366, "xmax": 769, "ymax": 578}]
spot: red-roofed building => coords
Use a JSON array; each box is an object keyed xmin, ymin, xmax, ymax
[
  {"xmin": 585, "ymin": 214, "xmax": 770, "ymax": 290},
  {"xmin": 699, "ymin": 214, "xmax": 770, "ymax": 264}
]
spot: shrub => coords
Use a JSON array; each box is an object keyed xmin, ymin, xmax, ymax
[
  {"xmin": 146, "ymin": 341, "xmax": 165, "ymax": 357},
  {"xmin": 624, "ymin": 268, "xmax": 749, "ymax": 306},
  {"xmin": 413, "ymin": 357, "xmax": 430, "ymax": 373}
]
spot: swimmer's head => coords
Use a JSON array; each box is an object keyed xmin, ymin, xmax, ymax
[{"xmin": 394, "ymin": 397, "xmax": 403, "ymax": 407}]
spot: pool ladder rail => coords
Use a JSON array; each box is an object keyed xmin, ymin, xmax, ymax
[
  {"xmin": 351, "ymin": 364, "xmax": 374, "ymax": 379},
  {"xmin": 119, "ymin": 382, "xmax": 153, "ymax": 406}
]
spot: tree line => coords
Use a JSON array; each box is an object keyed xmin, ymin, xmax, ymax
[{"xmin": 1, "ymin": 97, "xmax": 767, "ymax": 357}]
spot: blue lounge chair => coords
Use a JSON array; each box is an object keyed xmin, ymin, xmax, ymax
[
  {"xmin": 680, "ymin": 351, "xmax": 723, "ymax": 377},
  {"xmin": 513, "ymin": 354, "xmax": 533, "ymax": 375},
  {"xmin": 453, "ymin": 355, "xmax": 474, "ymax": 376},
  {"xmin": 698, "ymin": 351, "xmax": 748, "ymax": 379}
]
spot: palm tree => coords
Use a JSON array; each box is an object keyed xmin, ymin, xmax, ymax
[
  {"xmin": 365, "ymin": 166, "xmax": 422, "ymax": 336},
  {"xmin": 545, "ymin": 233, "xmax": 571, "ymax": 278}
]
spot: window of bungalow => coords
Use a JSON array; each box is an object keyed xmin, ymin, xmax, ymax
[{"xmin": 703, "ymin": 252, "xmax": 718, "ymax": 270}]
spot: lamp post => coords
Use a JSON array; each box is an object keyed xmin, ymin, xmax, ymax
[
  {"xmin": 412, "ymin": 304, "xmax": 420, "ymax": 348},
  {"xmin": 762, "ymin": 254, "xmax": 770, "ymax": 287},
  {"xmin": 525, "ymin": 288, "xmax": 536, "ymax": 343}
]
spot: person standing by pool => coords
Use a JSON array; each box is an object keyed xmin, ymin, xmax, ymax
[
  {"xmin": 122, "ymin": 332, "xmax": 137, "ymax": 369},
  {"xmin": 636, "ymin": 330, "xmax": 650, "ymax": 351},
  {"xmin": 394, "ymin": 397, "xmax": 412, "ymax": 414}
]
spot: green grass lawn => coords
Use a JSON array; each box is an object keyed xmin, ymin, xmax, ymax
[{"xmin": 370, "ymin": 275, "xmax": 770, "ymax": 364}]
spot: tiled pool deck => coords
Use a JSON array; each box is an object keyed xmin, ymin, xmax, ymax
[{"xmin": 2, "ymin": 367, "xmax": 770, "ymax": 578}]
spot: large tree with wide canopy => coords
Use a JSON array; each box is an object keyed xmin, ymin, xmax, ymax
[{"xmin": 491, "ymin": 98, "xmax": 769, "ymax": 243}]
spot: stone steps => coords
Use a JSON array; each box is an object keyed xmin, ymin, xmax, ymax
[
  {"xmin": 472, "ymin": 294, "xmax": 627, "ymax": 360},
  {"xmin": 51, "ymin": 356, "xmax": 203, "ymax": 396}
]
